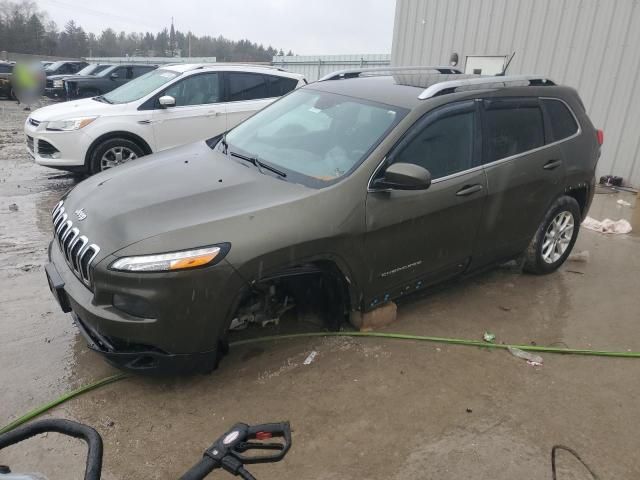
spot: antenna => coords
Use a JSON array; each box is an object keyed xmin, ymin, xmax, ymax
[{"xmin": 497, "ymin": 52, "xmax": 516, "ymax": 77}]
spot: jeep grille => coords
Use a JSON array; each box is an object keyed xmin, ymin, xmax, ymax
[{"xmin": 51, "ymin": 200, "xmax": 100, "ymax": 289}]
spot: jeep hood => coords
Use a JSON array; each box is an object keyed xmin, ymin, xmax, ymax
[
  {"xmin": 61, "ymin": 141, "xmax": 311, "ymax": 259},
  {"xmin": 31, "ymin": 98, "xmax": 128, "ymax": 121}
]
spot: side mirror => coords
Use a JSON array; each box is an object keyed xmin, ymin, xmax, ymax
[
  {"xmin": 158, "ymin": 95, "xmax": 176, "ymax": 108},
  {"xmin": 110, "ymin": 72, "xmax": 119, "ymax": 80},
  {"xmin": 373, "ymin": 162, "xmax": 432, "ymax": 191}
]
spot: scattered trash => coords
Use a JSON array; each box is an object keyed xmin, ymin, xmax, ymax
[
  {"xmin": 508, "ymin": 346, "xmax": 543, "ymax": 366},
  {"xmin": 229, "ymin": 317, "xmax": 248, "ymax": 330},
  {"xmin": 303, "ymin": 351, "xmax": 318, "ymax": 365},
  {"xmin": 567, "ymin": 250, "xmax": 590, "ymax": 263},
  {"xmin": 617, "ymin": 199, "xmax": 632, "ymax": 207},
  {"xmin": 466, "ymin": 408, "xmax": 473, "ymax": 413},
  {"xmin": 582, "ymin": 216, "xmax": 632, "ymax": 234},
  {"xmin": 8, "ymin": 203, "xmax": 18, "ymax": 211},
  {"xmin": 483, "ymin": 331, "xmax": 496, "ymax": 343},
  {"xmin": 499, "ymin": 305, "xmax": 512, "ymax": 312}
]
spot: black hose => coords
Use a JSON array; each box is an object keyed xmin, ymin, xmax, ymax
[
  {"xmin": 0, "ymin": 419, "xmax": 103, "ymax": 480},
  {"xmin": 179, "ymin": 455, "xmax": 218, "ymax": 480}
]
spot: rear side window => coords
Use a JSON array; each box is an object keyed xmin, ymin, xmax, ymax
[
  {"xmin": 393, "ymin": 110, "xmax": 475, "ymax": 179},
  {"xmin": 542, "ymin": 99, "xmax": 579, "ymax": 141},
  {"xmin": 132, "ymin": 66, "xmax": 154, "ymax": 78},
  {"xmin": 265, "ymin": 75, "xmax": 298, "ymax": 97},
  {"xmin": 483, "ymin": 100, "xmax": 544, "ymax": 163},
  {"xmin": 227, "ymin": 72, "xmax": 268, "ymax": 101}
]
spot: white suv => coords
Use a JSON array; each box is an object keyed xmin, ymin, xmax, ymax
[{"xmin": 25, "ymin": 64, "xmax": 305, "ymax": 174}]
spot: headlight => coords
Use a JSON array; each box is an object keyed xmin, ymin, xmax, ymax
[
  {"xmin": 53, "ymin": 80, "xmax": 63, "ymax": 88},
  {"xmin": 110, "ymin": 246, "xmax": 224, "ymax": 272},
  {"xmin": 45, "ymin": 117, "xmax": 97, "ymax": 131}
]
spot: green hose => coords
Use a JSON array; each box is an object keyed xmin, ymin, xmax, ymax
[{"xmin": 3, "ymin": 330, "xmax": 640, "ymax": 434}]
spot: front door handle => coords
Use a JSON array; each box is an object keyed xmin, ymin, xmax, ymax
[
  {"xmin": 543, "ymin": 159, "xmax": 563, "ymax": 170},
  {"xmin": 456, "ymin": 184, "xmax": 483, "ymax": 196}
]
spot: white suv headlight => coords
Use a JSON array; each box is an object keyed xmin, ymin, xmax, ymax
[
  {"xmin": 45, "ymin": 117, "xmax": 97, "ymax": 131},
  {"xmin": 53, "ymin": 80, "xmax": 63, "ymax": 88},
  {"xmin": 110, "ymin": 246, "xmax": 223, "ymax": 272}
]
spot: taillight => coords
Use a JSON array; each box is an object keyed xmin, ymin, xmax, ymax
[{"xmin": 596, "ymin": 129, "xmax": 604, "ymax": 145}]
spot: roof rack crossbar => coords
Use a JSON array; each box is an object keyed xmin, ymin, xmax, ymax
[
  {"xmin": 418, "ymin": 75, "xmax": 555, "ymax": 99},
  {"xmin": 319, "ymin": 65, "xmax": 462, "ymax": 81}
]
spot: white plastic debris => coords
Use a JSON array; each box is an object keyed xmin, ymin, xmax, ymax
[
  {"xmin": 617, "ymin": 199, "xmax": 632, "ymax": 207},
  {"xmin": 567, "ymin": 250, "xmax": 590, "ymax": 263},
  {"xmin": 507, "ymin": 346, "xmax": 543, "ymax": 366},
  {"xmin": 582, "ymin": 216, "xmax": 632, "ymax": 234},
  {"xmin": 303, "ymin": 351, "xmax": 318, "ymax": 365}
]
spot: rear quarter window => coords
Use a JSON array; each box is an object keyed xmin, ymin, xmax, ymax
[
  {"xmin": 265, "ymin": 75, "xmax": 298, "ymax": 97},
  {"xmin": 483, "ymin": 99, "xmax": 545, "ymax": 163},
  {"xmin": 542, "ymin": 98, "xmax": 579, "ymax": 141}
]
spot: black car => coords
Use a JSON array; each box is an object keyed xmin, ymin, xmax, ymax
[
  {"xmin": 0, "ymin": 62, "xmax": 14, "ymax": 99},
  {"xmin": 44, "ymin": 61, "xmax": 88, "ymax": 77},
  {"xmin": 64, "ymin": 64, "xmax": 158, "ymax": 100},
  {"xmin": 45, "ymin": 63, "xmax": 114, "ymax": 99}
]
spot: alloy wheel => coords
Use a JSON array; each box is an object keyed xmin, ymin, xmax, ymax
[
  {"xmin": 100, "ymin": 146, "xmax": 138, "ymax": 171},
  {"xmin": 541, "ymin": 211, "xmax": 574, "ymax": 264}
]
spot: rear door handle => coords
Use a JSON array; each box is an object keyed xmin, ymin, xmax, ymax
[
  {"xmin": 543, "ymin": 159, "xmax": 563, "ymax": 170},
  {"xmin": 207, "ymin": 110, "xmax": 221, "ymax": 117},
  {"xmin": 456, "ymin": 184, "xmax": 484, "ymax": 196}
]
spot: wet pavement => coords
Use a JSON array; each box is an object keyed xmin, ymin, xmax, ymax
[{"xmin": 1, "ymin": 100, "xmax": 640, "ymax": 479}]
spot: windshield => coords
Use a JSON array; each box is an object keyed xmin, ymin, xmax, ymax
[
  {"xmin": 224, "ymin": 89, "xmax": 405, "ymax": 187},
  {"xmin": 44, "ymin": 61, "xmax": 64, "ymax": 72},
  {"xmin": 77, "ymin": 64, "xmax": 111, "ymax": 76},
  {"xmin": 102, "ymin": 69, "xmax": 181, "ymax": 104}
]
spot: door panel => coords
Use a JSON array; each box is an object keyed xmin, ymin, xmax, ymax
[
  {"xmin": 364, "ymin": 169, "xmax": 487, "ymax": 307},
  {"xmin": 472, "ymin": 98, "xmax": 566, "ymax": 267},
  {"xmin": 151, "ymin": 72, "xmax": 226, "ymax": 151},
  {"xmin": 362, "ymin": 100, "xmax": 486, "ymax": 308}
]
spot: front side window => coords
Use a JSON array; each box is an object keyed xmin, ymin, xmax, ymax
[
  {"xmin": 391, "ymin": 110, "xmax": 475, "ymax": 180},
  {"xmin": 483, "ymin": 99, "xmax": 545, "ymax": 163},
  {"xmin": 224, "ymin": 89, "xmax": 405, "ymax": 187},
  {"xmin": 543, "ymin": 98, "xmax": 579, "ymax": 141},
  {"xmin": 133, "ymin": 66, "xmax": 154, "ymax": 78},
  {"xmin": 163, "ymin": 72, "xmax": 221, "ymax": 106},
  {"xmin": 227, "ymin": 72, "xmax": 268, "ymax": 101},
  {"xmin": 113, "ymin": 67, "xmax": 134, "ymax": 80},
  {"xmin": 102, "ymin": 69, "xmax": 180, "ymax": 104},
  {"xmin": 265, "ymin": 75, "xmax": 299, "ymax": 97}
]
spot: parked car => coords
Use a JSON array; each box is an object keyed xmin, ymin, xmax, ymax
[
  {"xmin": 25, "ymin": 64, "xmax": 305, "ymax": 174},
  {"xmin": 0, "ymin": 61, "xmax": 14, "ymax": 99},
  {"xmin": 62, "ymin": 64, "xmax": 158, "ymax": 100},
  {"xmin": 44, "ymin": 61, "xmax": 88, "ymax": 76},
  {"xmin": 43, "ymin": 67, "xmax": 602, "ymax": 373},
  {"xmin": 45, "ymin": 63, "xmax": 114, "ymax": 99}
]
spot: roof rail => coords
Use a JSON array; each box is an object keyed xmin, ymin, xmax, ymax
[
  {"xmin": 418, "ymin": 75, "xmax": 555, "ymax": 99},
  {"xmin": 319, "ymin": 65, "xmax": 463, "ymax": 81}
]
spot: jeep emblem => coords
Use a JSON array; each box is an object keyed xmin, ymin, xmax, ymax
[{"xmin": 74, "ymin": 208, "xmax": 87, "ymax": 221}]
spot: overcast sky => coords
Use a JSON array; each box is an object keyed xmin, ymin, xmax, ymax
[{"xmin": 38, "ymin": 0, "xmax": 396, "ymax": 55}]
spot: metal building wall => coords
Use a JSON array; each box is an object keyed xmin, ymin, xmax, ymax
[
  {"xmin": 391, "ymin": 0, "xmax": 640, "ymax": 187},
  {"xmin": 272, "ymin": 54, "xmax": 391, "ymax": 81}
]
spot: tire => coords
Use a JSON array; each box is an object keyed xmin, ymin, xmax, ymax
[
  {"xmin": 88, "ymin": 137, "xmax": 145, "ymax": 175},
  {"xmin": 523, "ymin": 195, "xmax": 581, "ymax": 274}
]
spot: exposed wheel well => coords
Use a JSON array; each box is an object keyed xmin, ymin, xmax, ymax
[
  {"xmin": 85, "ymin": 131, "xmax": 152, "ymax": 167},
  {"xmin": 231, "ymin": 260, "xmax": 352, "ymax": 332},
  {"xmin": 566, "ymin": 185, "xmax": 589, "ymax": 217}
]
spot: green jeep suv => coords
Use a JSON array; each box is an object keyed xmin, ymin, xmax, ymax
[{"xmin": 45, "ymin": 67, "xmax": 602, "ymax": 373}]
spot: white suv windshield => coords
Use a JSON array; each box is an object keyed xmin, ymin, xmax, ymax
[
  {"xmin": 102, "ymin": 69, "xmax": 180, "ymax": 104},
  {"xmin": 225, "ymin": 89, "xmax": 405, "ymax": 186}
]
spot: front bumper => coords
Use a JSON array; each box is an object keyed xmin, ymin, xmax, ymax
[
  {"xmin": 24, "ymin": 119, "xmax": 93, "ymax": 168},
  {"xmin": 48, "ymin": 239, "xmax": 243, "ymax": 374}
]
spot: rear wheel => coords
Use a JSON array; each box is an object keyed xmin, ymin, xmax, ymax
[
  {"xmin": 523, "ymin": 195, "xmax": 581, "ymax": 274},
  {"xmin": 89, "ymin": 137, "xmax": 145, "ymax": 174}
]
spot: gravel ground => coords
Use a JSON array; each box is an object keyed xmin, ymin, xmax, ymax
[{"xmin": 1, "ymin": 99, "xmax": 640, "ymax": 479}]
